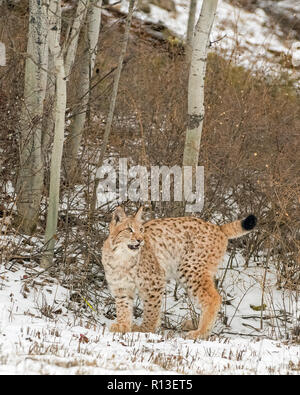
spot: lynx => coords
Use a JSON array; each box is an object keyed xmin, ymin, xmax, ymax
[{"xmin": 102, "ymin": 206, "xmax": 257, "ymax": 339}]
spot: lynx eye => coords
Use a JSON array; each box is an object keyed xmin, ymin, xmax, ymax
[{"xmin": 128, "ymin": 227, "xmax": 134, "ymax": 233}]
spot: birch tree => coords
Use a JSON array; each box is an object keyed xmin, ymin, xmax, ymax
[
  {"xmin": 91, "ymin": 0, "xmax": 136, "ymax": 213},
  {"xmin": 41, "ymin": 0, "xmax": 102, "ymax": 267},
  {"xmin": 186, "ymin": 0, "xmax": 197, "ymax": 64},
  {"xmin": 42, "ymin": 0, "xmax": 90, "ymax": 166},
  {"xmin": 64, "ymin": 0, "xmax": 103, "ymax": 181},
  {"xmin": 16, "ymin": 0, "xmax": 49, "ymax": 234},
  {"xmin": 183, "ymin": 0, "xmax": 218, "ymax": 171},
  {"xmin": 64, "ymin": 0, "xmax": 89, "ymax": 78},
  {"xmin": 41, "ymin": 0, "xmax": 67, "ymax": 268},
  {"xmin": 42, "ymin": 0, "xmax": 62, "ymax": 163}
]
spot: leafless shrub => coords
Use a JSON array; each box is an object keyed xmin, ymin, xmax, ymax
[{"xmin": 0, "ymin": 4, "xmax": 299, "ymax": 335}]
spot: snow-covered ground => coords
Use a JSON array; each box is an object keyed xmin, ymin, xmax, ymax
[
  {"xmin": 0, "ymin": 237, "xmax": 299, "ymax": 375},
  {"xmin": 113, "ymin": 0, "xmax": 300, "ymax": 82},
  {"xmin": 0, "ymin": 183, "xmax": 299, "ymax": 375}
]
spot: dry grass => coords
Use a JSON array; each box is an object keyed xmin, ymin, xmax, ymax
[{"xmin": 0, "ymin": 2, "xmax": 299, "ymax": 340}]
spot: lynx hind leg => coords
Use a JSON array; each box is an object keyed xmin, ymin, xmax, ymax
[
  {"xmin": 183, "ymin": 271, "xmax": 222, "ymax": 340},
  {"xmin": 110, "ymin": 289, "xmax": 135, "ymax": 333},
  {"xmin": 189, "ymin": 280, "xmax": 221, "ymax": 340}
]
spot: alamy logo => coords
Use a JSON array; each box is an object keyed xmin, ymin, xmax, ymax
[{"xmin": 96, "ymin": 158, "xmax": 204, "ymax": 213}]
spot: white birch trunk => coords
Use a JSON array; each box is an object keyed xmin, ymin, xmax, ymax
[
  {"xmin": 43, "ymin": 0, "xmax": 89, "ymax": 168},
  {"xmin": 42, "ymin": 4, "xmax": 62, "ymax": 162},
  {"xmin": 64, "ymin": 0, "xmax": 102, "ymax": 181},
  {"xmin": 41, "ymin": 51, "xmax": 55, "ymax": 162},
  {"xmin": 16, "ymin": 0, "xmax": 49, "ymax": 234},
  {"xmin": 41, "ymin": 0, "xmax": 67, "ymax": 268},
  {"xmin": 186, "ymin": 0, "xmax": 197, "ymax": 64},
  {"xmin": 64, "ymin": 0, "xmax": 89, "ymax": 78},
  {"xmin": 91, "ymin": 0, "xmax": 136, "ymax": 212},
  {"xmin": 88, "ymin": 0, "xmax": 102, "ymax": 73},
  {"xmin": 183, "ymin": 0, "xmax": 218, "ymax": 169}
]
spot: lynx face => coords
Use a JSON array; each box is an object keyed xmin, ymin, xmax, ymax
[{"xmin": 109, "ymin": 207, "xmax": 144, "ymax": 254}]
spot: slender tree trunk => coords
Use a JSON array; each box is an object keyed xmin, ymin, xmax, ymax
[
  {"xmin": 88, "ymin": 0, "xmax": 102, "ymax": 73},
  {"xmin": 42, "ymin": 4, "xmax": 62, "ymax": 166},
  {"xmin": 186, "ymin": 0, "xmax": 197, "ymax": 64},
  {"xmin": 41, "ymin": 0, "xmax": 67, "ymax": 268},
  {"xmin": 64, "ymin": 0, "xmax": 89, "ymax": 78},
  {"xmin": 64, "ymin": 0, "xmax": 103, "ymax": 182},
  {"xmin": 42, "ymin": 54, "xmax": 55, "ymax": 162},
  {"xmin": 183, "ymin": 0, "xmax": 218, "ymax": 169},
  {"xmin": 16, "ymin": 0, "xmax": 49, "ymax": 234},
  {"xmin": 91, "ymin": 0, "xmax": 136, "ymax": 213}
]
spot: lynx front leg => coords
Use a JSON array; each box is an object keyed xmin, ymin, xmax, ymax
[
  {"xmin": 110, "ymin": 289, "xmax": 135, "ymax": 333},
  {"xmin": 132, "ymin": 288, "xmax": 163, "ymax": 333}
]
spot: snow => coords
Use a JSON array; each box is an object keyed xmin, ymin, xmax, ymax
[
  {"xmin": 116, "ymin": 0, "xmax": 300, "ymax": 79},
  {"xmin": 0, "ymin": 183, "xmax": 299, "ymax": 375},
  {"xmin": 0, "ymin": 247, "xmax": 299, "ymax": 374},
  {"xmin": 262, "ymin": 0, "xmax": 300, "ymax": 15},
  {"xmin": 292, "ymin": 41, "xmax": 300, "ymax": 67}
]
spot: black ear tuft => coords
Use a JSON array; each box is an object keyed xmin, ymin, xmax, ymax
[
  {"xmin": 241, "ymin": 215, "xmax": 257, "ymax": 231},
  {"xmin": 112, "ymin": 206, "xmax": 126, "ymax": 224},
  {"xmin": 114, "ymin": 212, "xmax": 121, "ymax": 223}
]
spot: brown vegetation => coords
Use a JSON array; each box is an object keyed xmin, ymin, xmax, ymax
[{"xmin": 0, "ymin": 3, "xmax": 299, "ymax": 301}]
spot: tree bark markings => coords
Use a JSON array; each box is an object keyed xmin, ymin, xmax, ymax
[
  {"xmin": 183, "ymin": 0, "xmax": 218, "ymax": 170},
  {"xmin": 17, "ymin": 0, "xmax": 49, "ymax": 233}
]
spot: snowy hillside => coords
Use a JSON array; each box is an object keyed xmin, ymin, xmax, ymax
[
  {"xmin": 0, "ymin": 244, "xmax": 299, "ymax": 374},
  {"xmin": 112, "ymin": 0, "xmax": 300, "ymax": 81}
]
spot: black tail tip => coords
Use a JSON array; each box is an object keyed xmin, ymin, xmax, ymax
[{"xmin": 241, "ymin": 214, "xmax": 257, "ymax": 231}]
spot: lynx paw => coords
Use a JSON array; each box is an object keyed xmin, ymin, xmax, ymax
[
  {"xmin": 181, "ymin": 319, "xmax": 198, "ymax": 331},
  {"xmin": 185, "ymin": 330, "xmax": 208, "ymax": 341},
  {"xmin": 109, "ymin": 322, "xmax": 131, "ymax": 333},
  {"xmin": 131, "ymin": 324, "xmax": 146, "ymax": 333},
  {"xmin": 132, "ymin": 324, "xmax": 155, "ymax": 333}
]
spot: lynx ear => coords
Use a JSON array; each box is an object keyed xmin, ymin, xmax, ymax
[
  {"xmin": 135, "ymin": 206, "xmax": 143, "ymax": 222},
  {"xmin": 112, "ymin": 206, "xmax": 126, "ymax": 224}
]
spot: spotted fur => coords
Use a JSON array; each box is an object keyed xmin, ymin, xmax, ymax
[{"xmin": 102, "ymin": 207, "xmax": 257, "ymax": 339}]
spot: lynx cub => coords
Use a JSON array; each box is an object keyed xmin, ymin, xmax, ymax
[{"xmin": 102, "ymin": 206, "xmax": 257, "ymax": 339}]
